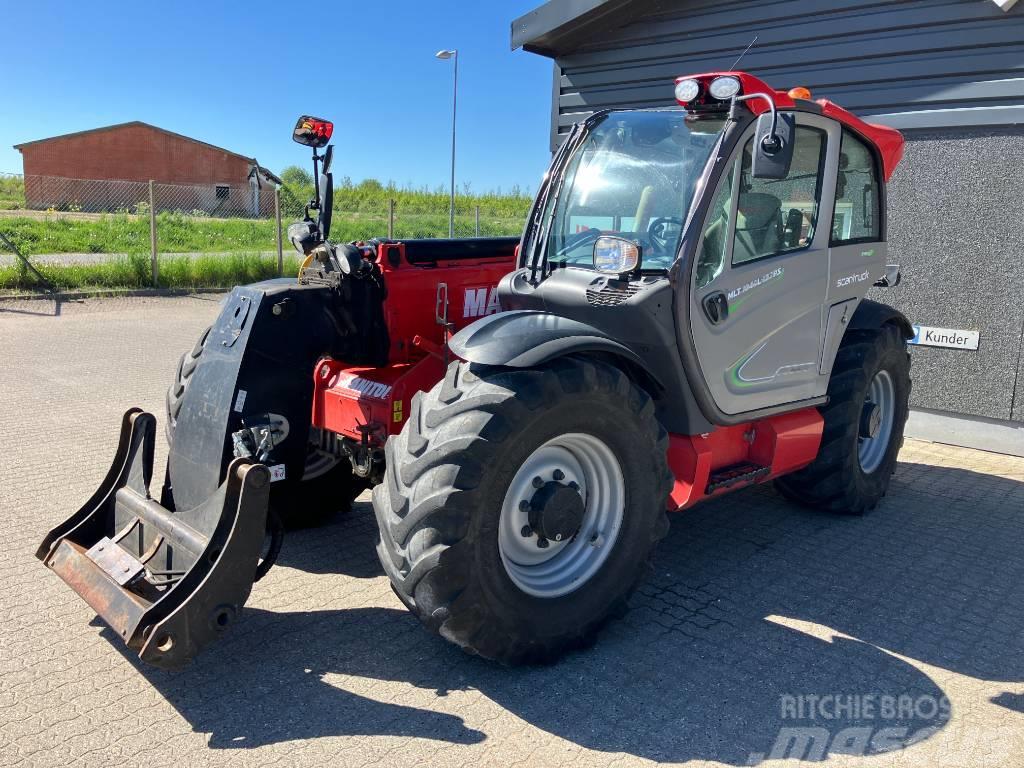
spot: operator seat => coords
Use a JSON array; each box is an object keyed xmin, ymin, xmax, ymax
[{"xmin": 734, "ymin": 192, "xmax": 782, "ymax": 262}]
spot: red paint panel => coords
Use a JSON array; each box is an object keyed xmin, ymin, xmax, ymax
[
  {"xmin": 817, "ymin": 100, "xmax": 904, "ymax": 181},
  {"xmin": 673, "ymin": 71, "xmax": 905, "ymax": 181},
  {"xmin": 666, "ymin": 407, "xmax": 824, "ymax": 511},
  {"xmin": 374, "ymin": 242, "xmax": 514, "ymax": 364},
  {"xmin": 312, "ymin": 355, "xmax": 447, "ymax": 443}
]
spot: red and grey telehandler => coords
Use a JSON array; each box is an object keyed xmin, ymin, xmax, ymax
[{"xmin": 38, "ymin": 73, "xmax": 911, "ymax": 668}]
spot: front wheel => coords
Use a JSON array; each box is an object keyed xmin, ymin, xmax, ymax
[{"xmin": 373, "ymin": 358, "xmax": 673, "ymax": 664}]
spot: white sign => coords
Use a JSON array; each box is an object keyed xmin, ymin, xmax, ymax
[
  {"xmin": 909, "ymin": 325, "xmax": 980, "ymax": 351},
  {"xmin": 268, "ymin": 464, "xmax": 287, "ymax": 483}
]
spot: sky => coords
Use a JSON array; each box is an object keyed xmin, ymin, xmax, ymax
[{"xmin": 0, "ymin": 0, "xmax": 553, "ymax": 194}]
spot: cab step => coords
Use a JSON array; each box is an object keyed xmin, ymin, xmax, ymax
[{"xmin": 705, "ymin": 462, "xmax": 771, "ymax": 494}]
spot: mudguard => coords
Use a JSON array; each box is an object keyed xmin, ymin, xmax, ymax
[
  {"xmin": 848, "ymin": 298, "xmax": 914, "ymax": 339},
  {"xmin": 449, "ymin": 310, "xmax": 650, "ymax": 370}
]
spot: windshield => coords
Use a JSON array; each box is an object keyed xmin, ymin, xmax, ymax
[{"xmin": 535, "ymin": 111, "xmax": 727, "ymax": 272}]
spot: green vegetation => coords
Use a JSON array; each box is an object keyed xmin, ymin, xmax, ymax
[
  {"xmin": 0, "ymin": 175, "xmax": 24, "ymax": 210},
  {"xmin": 0, "ymin": 174, "xmax": 530, "ymax": 291},
  {"xmin": 0, "ymin": 252, "xmax": 301, "ymax": 293}
]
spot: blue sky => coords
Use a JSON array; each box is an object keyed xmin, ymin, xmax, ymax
[{"xmin": 0, "ymin": 1, "xmax": 553, "ymax": 194}]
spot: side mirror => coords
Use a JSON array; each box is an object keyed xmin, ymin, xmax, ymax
[
  {"xmin": 593, "ymin": 236, "xmax": 641, "ymax": 274},
  {"xmin": 293, "ymin": 115, "xmax": 334, "ymax": 148},
  {"xmin": 752, "ymin": 112, "xmax": 795, "ymax": 180}
]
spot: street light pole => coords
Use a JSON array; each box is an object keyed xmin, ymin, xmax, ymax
[{"xmin": 436, "ymin": 48, "xmax": 458, "ymax": 238}]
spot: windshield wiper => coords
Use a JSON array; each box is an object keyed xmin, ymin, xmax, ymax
[{"xmin": 530, "ymin": 120, "xmax": 595, "ymax": 283}]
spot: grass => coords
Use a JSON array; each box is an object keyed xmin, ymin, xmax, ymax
[
  {"xmin": 0, "ymin": 175, "xmax": 527, "ymax": 292},
  {"xmin": 0, "ymin": 252, "xmax": 302, "ymax": 292},
  {"xmin": 0, "ymin": 175, "xmax": 23, "ymax": 210},
  {"xmin": 0, "ymin": 209, "xmax": 524, "ymax": 257}
]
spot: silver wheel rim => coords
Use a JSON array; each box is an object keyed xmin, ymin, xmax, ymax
[
  {"xmin": 858, "ymin": 369, "xmax": 895, "ymax": 474},
  {"xmin": 498, "ymin": 433, "xmax": 625, "ymax": 598}
]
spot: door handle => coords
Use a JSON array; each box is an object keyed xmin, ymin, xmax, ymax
[{"xmin": 702, "ymin": 292, "xmax": 729, "ymax": 325}]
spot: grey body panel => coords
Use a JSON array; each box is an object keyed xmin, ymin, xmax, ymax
[
  {"xmin": 687, "ymin": 113, "xmax": 842, "ymax": 415},
  {"xmin": 820, "ymin": 299, "xmax": 858, "ymax": 376}
]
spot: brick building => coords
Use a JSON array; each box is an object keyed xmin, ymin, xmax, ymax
[{"xmin": 14, "ymin": 122, "xmax": 280, "ymax": 217}]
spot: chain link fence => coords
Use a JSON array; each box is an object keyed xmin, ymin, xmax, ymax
[{"xmin": 0, "ymin": 173, "xmax": 528, "ymax": 291}]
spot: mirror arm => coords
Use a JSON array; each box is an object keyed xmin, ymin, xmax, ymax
[
  {"xmin": 731, "ymin": 93, "xmax": 780, "ymax": 153},
  {"xmin": 311, "ymin": 148, "xmax": 321, "ymax": 212}
]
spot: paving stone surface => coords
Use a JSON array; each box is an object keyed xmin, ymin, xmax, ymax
[{"xmin": 1, "ymin": 295, "xmax": 1022, "ymax": 767}]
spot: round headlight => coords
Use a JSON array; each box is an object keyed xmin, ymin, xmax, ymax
[
  {"xmin": 674, "ymin": 78, "xmax": 701, "ymax": 104},
  {"xmin": 709, "ymin": 76, "xmax": 741, "ymax": 100}
]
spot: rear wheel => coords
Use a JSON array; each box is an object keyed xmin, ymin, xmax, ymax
[
  {"xmin": 373, "ymin": 358, "xmax": 673, "ymax": 664},
  {"xmin": 166, "ymin": 325, "xmax": 362, "ymax": 529},
  {"xmin": 775, "ymin": 324, "xmax": 911, "ymax": 514}
]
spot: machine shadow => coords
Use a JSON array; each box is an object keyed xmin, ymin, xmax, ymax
[
  {"xmin": 116, "ymin": 458, "xmax": 1023, "ymax": 762},
  {"xmin": 0, "ymin": 296, "xmax": 72, "ymax": 316}
]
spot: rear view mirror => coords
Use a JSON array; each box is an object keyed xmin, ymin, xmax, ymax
[
  {"xmin": 293, "ymin": 115, "xmax": 334, "ymax": 148},
  {"xmin": 752, "ymin": 112, "xmax": 795, "ymax": 180}
]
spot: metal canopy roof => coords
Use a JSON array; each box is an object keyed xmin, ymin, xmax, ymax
[{"xmin": 511, "ymin": 0, "xmax": 637, "ymax": 55}]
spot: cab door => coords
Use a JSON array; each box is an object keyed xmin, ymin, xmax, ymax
[{"xmin": 687, "ymin": 113, "xmax": 840, "ymax": 416}]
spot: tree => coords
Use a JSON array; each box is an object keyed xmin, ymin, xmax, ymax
[{"xmin": 280, "ymin": 165, "xmax": 314, "ymax": 188}]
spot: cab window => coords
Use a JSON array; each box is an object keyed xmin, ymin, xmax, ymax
[
  {"xmin": 832, "ymin": 128, "xmax": 881, "ymax": 244},
  {"xmin": 732, "ymin": 126, "xmax": 826, "ymax": 265},
  {"xmin": 695, "ymin": 162, "xmax": 735, "ymax": 289}
]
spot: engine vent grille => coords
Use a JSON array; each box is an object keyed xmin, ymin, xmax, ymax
[{"xmin": 585, "ymin": 281, "xmax": 645, "ymax": 307}]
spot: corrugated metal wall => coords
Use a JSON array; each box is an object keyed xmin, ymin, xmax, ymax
[{"xmin": 551, "ymin": 0, "xmax": 1024, "ymax": 149}]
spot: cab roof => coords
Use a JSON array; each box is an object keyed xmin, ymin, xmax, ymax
[{"xmin": 683, "ymin": 72, "xmax": 904, "ymax": 181}]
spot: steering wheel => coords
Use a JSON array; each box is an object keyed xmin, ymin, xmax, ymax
[
  {"xmin": 647, "ymin": 217, "xmax": 684, "ymax": 253},
  {"xmin": 555, "ymin": 227, "xmax": 603, "ymax": 258}
]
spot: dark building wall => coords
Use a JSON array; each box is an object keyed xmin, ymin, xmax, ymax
[
  {"xmin": 874, "ymin": 126, "xmax": 1024, "ymax": 421},
  {"xmin": 546, "ymin": 0, "xmax": 1024, "ymax": 149}
]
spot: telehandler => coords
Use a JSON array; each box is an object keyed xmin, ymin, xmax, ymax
[{"xmin": 38, "ymin": 73, "xmax": 911, "ymax": 669}]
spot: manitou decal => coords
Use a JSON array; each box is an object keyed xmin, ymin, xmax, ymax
[
  {"xmin": 463, "ymin": 286, "xmax": 501, "ymax": 318},
  {"xmin": 335, "ymin": 373, "xmax": 393, "ymax": 400}
]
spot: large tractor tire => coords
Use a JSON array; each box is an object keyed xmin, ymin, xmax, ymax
[
  {"xmin": 373, "ymin": 358, "xmax": 673, "ymax": 664},
  {"xmin": 775, "ymin": 324, "xmax": 911, "ymax": 514},
  {"xmin": 166, "ymin": 325, "xmax": 362, "ymax": 529}
]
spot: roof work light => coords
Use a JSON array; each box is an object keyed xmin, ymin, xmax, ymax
[
  {"xmin": 674, "ymin": 78, "xmax": 701, "ymax": 104},
  {"xmin": 709, "ymin": 76, "xmax": 741, "ymax": 100}
]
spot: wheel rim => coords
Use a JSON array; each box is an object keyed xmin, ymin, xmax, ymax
[
  {"xmin": 498, "ymin": 433, "xmax": 625, "ymax": 598},
  {"xmin": 858, "ymin": 369, "xmax": 895, "ymax": 474}
]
